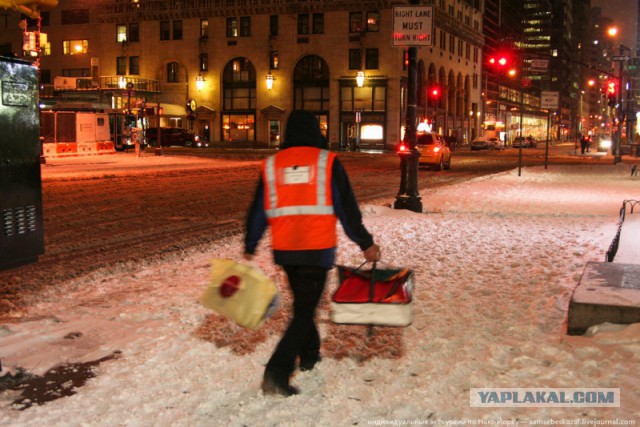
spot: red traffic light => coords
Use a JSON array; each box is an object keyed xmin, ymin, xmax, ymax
[
  {"xmin": 429, "ymin": 87, "xmax": 441, "ymax": 99},
  {"xmin": 488, "ymin": 55, "xmax": 510, "ymax": 67},
  {"xmin": 606, "ymin": 81, "xmax": 616, "ymax": 95},
  {"xmin": 397, "ymin": 141, "xmax": 409, "ymax": 153}
]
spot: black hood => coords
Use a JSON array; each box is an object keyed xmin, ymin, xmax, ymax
[{"xmin": 281, "ymin": 110, "xmax": 327, "ymax": 149}]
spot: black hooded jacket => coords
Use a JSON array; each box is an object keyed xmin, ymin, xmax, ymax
[{"xmin": 244, "ymin": 110, "xmax": 374, "ymax": 267}]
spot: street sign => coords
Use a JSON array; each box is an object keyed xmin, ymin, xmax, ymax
[
  {"xmin": 530, "ymin": 59, "xmax": 548, "ymax": 72},
  {"xmin": 613, "ymin": 55, "xmax": 630, "ymax": 61},
  {"xmin": 521, "ymin": 78, "xmax": 532, "ymax": 88},
  {"xmin": 541, "ymin": 91, "xmax": 559, "ymax": 109},
  {"xmin": 392, "ymin": 5, "xmax": 434, "ymax": 47}
]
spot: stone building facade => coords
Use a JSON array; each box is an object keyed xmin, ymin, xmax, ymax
[{"xmin": 0, "ymin": 0, "xmax": 484, "ymax": 149}]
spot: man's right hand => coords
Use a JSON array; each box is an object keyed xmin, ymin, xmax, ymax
[{"xmin": 363, "ymin": 244, "xmax": 381, "ymax": 262}]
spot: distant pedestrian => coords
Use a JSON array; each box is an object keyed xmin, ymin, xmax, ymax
[
  {"xmin": 580, "ymin": 135, "xmax": 589, "ymax": 154},
  {"xmin": 244, "ymin": 110, "xmax": 381, "ymax": 397}
]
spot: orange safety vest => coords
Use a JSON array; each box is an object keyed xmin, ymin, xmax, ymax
[{"xmin": 262, "ymin": 147, "xmax": 337, "ymax": 251}]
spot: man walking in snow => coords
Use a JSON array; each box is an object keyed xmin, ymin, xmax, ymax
[{"xmin": 244, "ymin": 110, "xmax": 381, "ymax": 397}]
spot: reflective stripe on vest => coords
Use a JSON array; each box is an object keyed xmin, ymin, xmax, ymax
[{"xmin": 264, "ymin": 149, "xmax": 334, "ymax": 218}]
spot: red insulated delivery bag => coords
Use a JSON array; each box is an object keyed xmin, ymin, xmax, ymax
[{"xmin": 331, "ymin": 263, "xmax": 414, "ymax": 327}]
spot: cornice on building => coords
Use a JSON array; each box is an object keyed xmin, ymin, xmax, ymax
[
  {"xmin": 95, "ymin": 0, "xmax": 484, "ymax": 46},
  {"xmin": 97, "ymin": 0, "xmax": 400, "ymax": 22}
]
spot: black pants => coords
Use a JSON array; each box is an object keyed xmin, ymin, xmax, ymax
[{"xmin": 265, "ymin": 265, "xmax": 328, "ymax": 378}]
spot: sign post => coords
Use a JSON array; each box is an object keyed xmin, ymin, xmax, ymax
[
  {"xmin": 540, "ymin": 91, "xmax": 559, "ymax": 169},
  {"xmin": 392, "ymin": 3, "xmax": 433, "ymax": 213}
]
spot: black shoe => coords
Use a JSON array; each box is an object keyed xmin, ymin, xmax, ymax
[
  {"xmin": 261, "ymin": 371, "xmax": 299, "ymax": 397},
  {"xmin": 299, "ymin": 354, "xmax": 322, "ymax": 372}
]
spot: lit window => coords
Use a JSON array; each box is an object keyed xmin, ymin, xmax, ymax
[
  {"xmin": 63, "ymin": 40, "xmax": 88, "ymax": 55},
  {"xmin": 200, "ymin": 19, "xmax": 209, "ymax": 38},
  {"xmin": 227, "ymin": 17, "xmax": 237, "ymax": 38},
  {"xmin": 116, "ymin": 24, "xmax": 127, "ymax": 43},
  {"xmin": 361, "ymin": 125, "xmax": 383, "ymax": 140},
  {"xmin": 200, "ymin": 53, "xmax": 208, "ymax": 72},
  {"xmin": 366, "ymin": 12, "xmax": 379, "ymax": 32}
]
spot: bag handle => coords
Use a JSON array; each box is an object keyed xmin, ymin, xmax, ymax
[{"xmin": 368, "ymin": 261, "xmax": 377, "ymax": 302}]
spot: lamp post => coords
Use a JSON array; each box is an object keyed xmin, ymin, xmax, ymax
[
  {"xmin": 606, "ymin": 25, "xmax": 628, "ymax": 164},
  {"xmin": 392, "ymin": 0, "xmax": 429, "ymax": 213},
  {"xmin": 613, "ymin": 45, "xmax": 629, "ymax": 164},
  {"xmin": 393, "ymin": 39, "xmax": 422, "ymax": 212},
  {"xmin": 126, "ymin": 81, "xmax": 133, "ymax": 114},
  {"xmin": 354, "ymin": 72, "xmax": 364, "ymax": 152},
  {"xmin": 155, "ymin": 96, "xmax": 162, "ymax": 156}
]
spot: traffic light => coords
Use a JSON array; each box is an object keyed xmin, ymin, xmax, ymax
[
  {"xmin": 489, "ymin": 56, "xmax": 508, "ymax": 67},
  {"xmin": 606, "ymin": 81, "xmax": 617, "ymax": 108},
  {"xmin": 488, "ymin": 53, "xmax": 512, "ymax": 68},
  {"xmin": 428, "ymin": 86, "xmax": 441, "ymax": 109},
  {"xmin": 487, "ymin": 52, "xmax": 517, "ymax": 76}
]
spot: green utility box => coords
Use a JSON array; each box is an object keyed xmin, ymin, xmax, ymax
[{"xmin": 0, "ymin": 56, "xmax": 44, "ymax": 270}]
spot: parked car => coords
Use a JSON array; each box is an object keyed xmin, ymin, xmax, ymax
[
  {"xmin": 470, "ymin": 136, "xmax": 502, "ymax": 150},
  {"xmin": 416, "ymin": 132, "xmax": 452, "ymax": 171},
  {"xmin": 513, "ymin": 136, "xmax": 537, "ymax": 148},
  {"xmin": 145, "ymin": 127, "xmax": 207, "ymax": 148}
]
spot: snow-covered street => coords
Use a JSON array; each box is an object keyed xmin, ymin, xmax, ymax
[{"xmin": 1, "ymin": 162, "xmax": 639, "ymax": 425}]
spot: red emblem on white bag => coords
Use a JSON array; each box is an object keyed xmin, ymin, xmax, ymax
[{"xmin": 219, "ymin": 275, "xmax": 241, "ymax": 298}]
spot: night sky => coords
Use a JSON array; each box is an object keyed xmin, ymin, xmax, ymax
[{"xmin": 592, "ymin": 0, "xmax": 638, "ymax": 52}]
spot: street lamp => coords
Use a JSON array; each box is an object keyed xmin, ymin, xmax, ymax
[
  {"xmin": 356, "ymin": 71, "xmax": 365, "ymax": 88},
  {"xmin": 196, "ymin": 75, "xmax": 205, "ymax": 91},
  {"xmin": 607, "ymin": 25, "xmax": 629, "ymax": 164},
  {"xmin": 265, "ymin": 72, "xmax": 274, "ymax": 90}
]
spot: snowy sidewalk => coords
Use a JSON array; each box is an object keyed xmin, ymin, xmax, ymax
[{"xmin": 1, "ymin": 164, "xmax": 640, "ymax": 425}]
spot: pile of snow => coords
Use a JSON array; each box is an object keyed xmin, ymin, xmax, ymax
[{"xmin": 1, "ymin": 164, "xmax": 639, "ymax": 424}]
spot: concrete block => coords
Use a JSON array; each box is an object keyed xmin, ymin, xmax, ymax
[{"xmin": 568, "ymin": 261, "xmax": 640, "ymax": 335}]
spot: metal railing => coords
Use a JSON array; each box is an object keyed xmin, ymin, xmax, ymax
[{"xmin": 605, "ymin": 199, "xmax": 640, "ymax": 262}]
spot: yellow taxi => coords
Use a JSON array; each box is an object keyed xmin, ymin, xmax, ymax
[{"xmin": 416, "ymin": 132, "xmax": 452, "ymax": 171}]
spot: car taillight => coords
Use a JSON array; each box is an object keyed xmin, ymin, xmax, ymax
[{"xmin": 434, "ymin": 146, "xmax": 441, "ymax": 153}]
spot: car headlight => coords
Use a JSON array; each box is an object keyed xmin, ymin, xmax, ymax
[{"xmin": 600, "ymin": 139, "xmax": 612, "ymax": 149}]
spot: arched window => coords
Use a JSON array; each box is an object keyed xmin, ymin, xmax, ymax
[
  {"xmin": 222, "ymin": 57, "xmax": 256, "ymax": 142},
  {"xmin": 293, "ymin": 55, "xmax": 330, "ymax": 139},
  {"xmin": 293, "ymin": 55, "xmax": 329, "ymax": 111}
]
